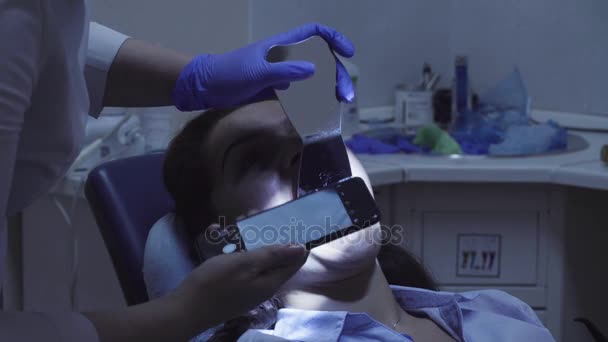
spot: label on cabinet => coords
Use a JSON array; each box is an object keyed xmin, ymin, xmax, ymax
[
  {"xmin": 456, "ymin": 234, "xmax": 501, "ymax": 277},
  {"xmin": 422, "ymin": 212, "xmax": 538, "ymax": 285}
]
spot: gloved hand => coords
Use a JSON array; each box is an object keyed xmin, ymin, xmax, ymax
[
  {"xmin": 173, "ymin": 243, "xmax": 308, "ymax": 332},
  {"xmin": 173, "ymin": 23, "xmax": 355, "ymax": 111}
]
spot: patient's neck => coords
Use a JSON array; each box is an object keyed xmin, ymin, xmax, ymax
[{"xmin": 281, "ymin": 260, "xmax": 402, "ymax": 328}]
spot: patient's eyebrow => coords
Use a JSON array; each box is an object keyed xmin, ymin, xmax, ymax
[
  {"xmin": 221, "ymin": 115, "xmax": 295, "ymax": 172},
  {"xmin": 221, "ymin": 132, "xmax": 268, "ymax": 172}
]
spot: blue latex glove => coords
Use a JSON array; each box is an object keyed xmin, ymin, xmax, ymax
[
  {"xmin": 395, "ymin": 135, "xmax": 424, "ymax": 154},
  {"xmin": 173, "ymin": 23, "xmax": 355, "ymax": 111},
  {"xmin": 346, "ymin": 134, "xmax": 400, "ymax": 154}
]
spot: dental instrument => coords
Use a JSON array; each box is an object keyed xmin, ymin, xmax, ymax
[{"xmin": 426, "ymin": 73, "xmax": 440, "ymax": 91}]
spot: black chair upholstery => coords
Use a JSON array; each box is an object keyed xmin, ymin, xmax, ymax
[{"xmin": 85, "ymin": 153, "xmax": 174, "ymax": 305}]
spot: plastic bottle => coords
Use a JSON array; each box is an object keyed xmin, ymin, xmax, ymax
[
  {"xmin": 453, "ymin": 56, "xmax": 469, "ymax": 115},
  {"xmin": 450, "ymin": 56, "xmax": 472, "ymax": 132}
]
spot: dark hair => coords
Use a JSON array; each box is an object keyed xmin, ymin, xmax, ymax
[
  {"xmin": 163, "ymin": 108, "xmax": 234, "ymax": 242},
  {"xmin": 163, "ymin": 109, "xmax": 437, "ymax": 342},
  {"xmin": 377, "ymin": 243, "xmax": 437, "ymax": 290}
]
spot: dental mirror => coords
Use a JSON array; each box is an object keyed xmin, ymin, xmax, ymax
[{"xmin": 267, "ymin": 36, "xmax": 352, "ymax": 194}]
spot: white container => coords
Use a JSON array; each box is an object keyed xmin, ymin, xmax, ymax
[{"xmin": 395, "ymin": 88, "xmax": 433, "ymax": 134}]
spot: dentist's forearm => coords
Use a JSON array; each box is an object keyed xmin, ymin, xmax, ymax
[{"xmin": 102, "ymin": 38, "xmax": 191, "ymax": 108}]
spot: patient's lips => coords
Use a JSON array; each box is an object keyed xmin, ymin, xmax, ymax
[
  {"xmin": 239, "ymin": 186, "xmax": 293, "ymax": 220},
  {"xmin": 265, "ymin": 190, "xmax": 293, "ymax": 211}
]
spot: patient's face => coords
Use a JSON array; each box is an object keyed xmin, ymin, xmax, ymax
[
  {"xmin": 206, "ymin": 100, "xmax": 302, "ymax": 225},
  {"xmin": 202, "ymin": 100, "xmax": 380, "ymax": 277}
]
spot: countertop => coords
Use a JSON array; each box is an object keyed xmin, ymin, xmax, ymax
[
  {"xmin": 357, "ymin": 110, "xmax": 608, "ymax": 191},
  {"xmin": 54, "ymin": 110, "xmax": 608, "ymax": 197}
]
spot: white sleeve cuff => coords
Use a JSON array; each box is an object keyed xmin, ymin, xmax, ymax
[{"xmin": 85, "ymin": 22, "xmax": 129, "ymax": 117}]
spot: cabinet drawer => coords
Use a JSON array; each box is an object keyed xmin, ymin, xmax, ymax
[{"xmin": 422, "ymin": 212, "xmax": 538, "ymax": 285}]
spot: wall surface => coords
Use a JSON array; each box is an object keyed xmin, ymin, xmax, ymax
[
  {"xmin": 92, "ymin": 0, "xmax": 607, "ymax": 114},
  {"xmin": 450, "ymin": 0, "xmax": 608, "ymax": 115},
  {"xmin": 90, "ymin": 0, "xmax": 251, "ymax": 137},
  {"xmin": 90, "ymin": 0, "xmax": 249, "ymax": 55}
]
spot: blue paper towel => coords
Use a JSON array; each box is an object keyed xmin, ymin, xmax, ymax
[{"xmin": 346, "ymin": 133, "xmax": 425, "ymax": 154}]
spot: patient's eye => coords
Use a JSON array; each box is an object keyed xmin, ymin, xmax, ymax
[
  {"xmin": 230, "ymin": 142, "xmax": 275, "ymax": 179},
  {"xmin": 224, "ymin": 129, "xmax": 296, "ymax": 182},
  {"xmin": 290, "ymin": 152, "xmax": 301, "ymax": 167},
  {"xmin": 241, "ymin": 151, "xmax": 259, "ymax": 169}
]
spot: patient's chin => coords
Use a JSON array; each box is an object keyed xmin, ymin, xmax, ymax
[
  {"xmin": 308, "ymin": 224, "xmax": 381, "ymax": 270},
  {"xmin": 278, "ymin": 224, "xmax": 381, "ymax": 289}
]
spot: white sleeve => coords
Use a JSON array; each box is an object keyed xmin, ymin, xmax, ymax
[
  {"xmin": 85, "ymin": 22, "xmax": 129, "ymax": 117},
  {"xmin": 0, "ymin": 2, "xmax": 99, "ymax": 340},
  {"xmin": 0, "ymin": 0, "xmax": 43, "ymax": 292}
]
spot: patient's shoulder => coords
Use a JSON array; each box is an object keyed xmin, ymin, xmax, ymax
[
  {"xmin": 146, "ymin": 213, "xmax": 177, "ymax": 240},
  {"xmin": 458, "ymin": 289, "xmax": 544, "ymax": 327},
  {"xmin": 238, "ymin": 330, "xmax": 290, "ymax": 342},
  {"xmin": 143, "ymin": 213, "xmax": 196, "ymax": 299},
  {"xmin": 144, "ymin": 213, "xmax": 191, "ymax": 258}
]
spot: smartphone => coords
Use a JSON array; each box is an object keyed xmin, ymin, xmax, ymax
[{"xmin": 234, "ymin": 177, "xmax": 380, "ymax": 251}]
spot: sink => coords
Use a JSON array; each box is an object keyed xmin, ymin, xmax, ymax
[{"xmin": 358, "ymin": 126, "xmax": 589, "ymax": 158}]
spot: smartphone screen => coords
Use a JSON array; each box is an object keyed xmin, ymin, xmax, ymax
[{"xmin": 236, "ymin": 177, "xmax": 379, "ymax": 251}]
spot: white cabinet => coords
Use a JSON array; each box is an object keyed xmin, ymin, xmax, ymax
[{"xmin": 535, "ymin": 310, "xmax": 547, "ymax": 326}]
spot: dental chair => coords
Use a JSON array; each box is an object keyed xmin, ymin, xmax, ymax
[{"xmin": 85, "ymin": 152, "xmax": 173, "ymax": 305}]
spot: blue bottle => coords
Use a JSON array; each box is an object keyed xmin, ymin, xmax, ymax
[{"xmin": 454, "ymin": 56, "xmax": 469, "ymax": 115}]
